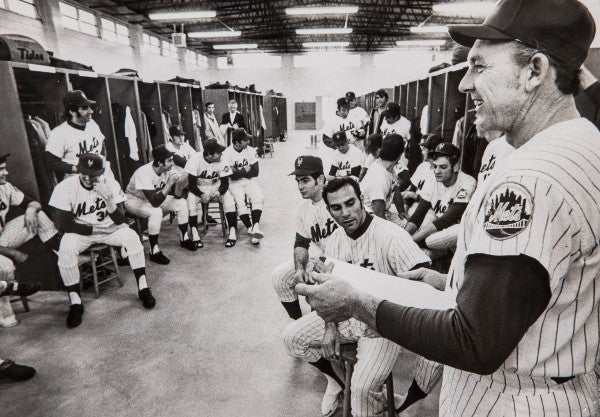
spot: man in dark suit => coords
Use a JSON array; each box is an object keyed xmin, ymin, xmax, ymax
[{"xmin": 221, "ymin": 100, "xmax": 247, "ymax": 146}]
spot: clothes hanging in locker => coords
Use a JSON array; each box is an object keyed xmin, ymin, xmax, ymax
[
  {"xmin": 124, "ymin": 106, "xmax": 139, "ymax": 161},
  {"xmin": 141, "ymin": 112, "xmax": 152, "ymax": 160},
  {"xmin": 24, "ymin": 117, "xmax": 56, "ymax": 205}
]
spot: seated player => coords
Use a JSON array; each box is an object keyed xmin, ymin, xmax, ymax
[
  {"xmin": 185, "ymin": 140, "xmax": 236, "ymax": 248},
  {"xmin": 222, "ymin": 129, "xmax": 264, "ymax": 245},
  {"xmin": 379, "ymin": 102, "xmax": 411, "ymax": 140},
  {"xmin": 283, "ymin": 177, "xmax": 430, "ymax": 417},
  {"xmin": 358, "ymin": 133, "xmax": 383, "ymax": 181},
  {"xmin": 404, "ymin": 143, "xmax": 476, "ymax": 254},
  {"xmin": 49, "ymin": 154, "xmax": 156, "ymax": 328},
  {"xmin": 360, "ymin": 135, "xmax": 405, "ymax": 223},
  {"xmin": 0, "ymin": 153, "xmax": 60, "ymax": 327},
  {"xmin": 272, "ymin": 155, "xmax": 337, "ymax": 319},
  {"xmin": 328, "ymin": 131, "xmax": 365, "ymax": 181},
  {"xmin": 124, "ymin": 144, "xmax": 196, "ymax": 264}
]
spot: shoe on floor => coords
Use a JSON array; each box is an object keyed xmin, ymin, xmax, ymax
[
  {"xmin": 66, "ymin": 304, "xmax": 84, "ymax": 328},
  {"xmin": 321, "ymin": 379, "xmax": 343, "ymax": 417},
  {"xmin": 149, "ymin": 251, "xmax": 170, "ymax": 265},
  {"xmin": 251, "ymin": 237, "xmax": 260, "ymax": 245},
  {"xmin": 0, "ymin": 360, "xmax": 36, "ymax": 382},
  {"xmin": 191, "ymin": 227, "xmax": 204, "ymax": 248},
  {"xmin": 0, "ymin": 282, "xmax": 42, "ymax": 297},
  {"xmin": 138, "ymin": 288, "xmax": 156, "ymax": 309},
  {"xmin": 250, "ymin": 223, "xmax": 264, "ymax": 239},
  {"xmin": 180, "ymin": 239, "xmax": 198, "ymax": 251},
  {"xmin": 0, "ymin": 315, "xmax": 17, "ymax": 328}
]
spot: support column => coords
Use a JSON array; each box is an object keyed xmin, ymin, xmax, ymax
[{"xmin": 34, "ymin": 0, "xmax": 61, "ymax": 54}]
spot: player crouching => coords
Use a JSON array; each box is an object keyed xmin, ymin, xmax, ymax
[{"xmin": 50, "ymin": 154, "xmax": 155, "ymax": 328}]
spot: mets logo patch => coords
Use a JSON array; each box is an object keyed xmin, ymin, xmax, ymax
[{"xmin": 483, "ymin": 182, "xmax": 533, "ymax": 240}]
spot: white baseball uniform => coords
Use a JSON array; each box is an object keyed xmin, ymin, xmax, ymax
[
  {"xmin": 124, "ymin": 162, "xmax": 188, "ymax": 235},
  {"xmin": 329, "ymin": 144, "xmax": 365, "ymax": 180},
  {"xmin": 184, "ymin": 152, "xmax": 235, "ymax": 215},
  {"xmin": 348, "ymin": 106, "xmax": 370, "ymax": 150},
  {"xmin": 420, "ymin": 171, "xmax": 477, "ymax": 219},
  {"xmin": 410, "ymin": 161, "xmax": 434, "ymax": 195},
  {"xmin": 477, "ymin": 136, "xmax": 514, "ymax": 183},
  {"xmin": 222, "ymin": 145, "xmax": 263, "ymax": 215},
  {"xmin": 49, "ymin": 175, "xmax": 144, "ymax": 287},
  {"xmin": 166, "ymin": 141, "xmax": 199, "ymax": 211},
  {"xmin": 360, "ymin": 159, "xmax": 397, "ymax": 214},
  {"xmin": 46, "ymin": 119, "xmax": 115, "ymax": 180},
  {"xmin": 380, "ymin": 116, "xmax": 411, "ymax": 140},
  {"xmin": 439, "ymin": 117, "xmax": 600, "ymax": 416},
  {"xmin": 272, "ymin": 198, "xmax": 338, "ymax": 303},
  {"xmin": 0, "ymin": 182, "xmax": 57, "ymax": 280},
  {"xmin": 284, "ymin": 215, "xmax": 430, "ymax": 417}
]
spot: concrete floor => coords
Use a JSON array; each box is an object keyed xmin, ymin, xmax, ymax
[{"xmin": 1, "ymin": 131, "xmax": 439, "ymax": 417}]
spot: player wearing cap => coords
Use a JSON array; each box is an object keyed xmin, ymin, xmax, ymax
[
  {"xmin": 50, "ymin": 153, "xmax": 156, "ymax": 328},
  {"xmin": 367, "ymin": 89, "xmax": 389, "ymax": 136},
  {"xmin": 45, "ymin": 90, "xmax": 115, "ymax": 182},
  {"xmin": 272, "ymin": 155, "xmax": 337, "ymax": 319},
  {"xmin": 284, "ymin": 177, "xmax": 430, "ymax": 417},
  {"xmin": 327, "ymin": 131, "xmax": 365, "ymax": 181},
  {"xmin": 379, "ymin": 102, "xmax": 411, "ymax": 141},
  {"xmin": 297, "ymin": 0, "xmax": 600, "ymax": 414},
  {"xmin": 360, "ymin": 135, "xmax": 405, "ymax": 223},
  {"xmin": 405, "ymin": 143, "xmax": 476, "ymax": 252},
  {"xmin": 345, "ymin": 92, "xmax": 370, "ymax": 151},
  {"xmin": 222, "ymin": 129, "xmax": 264, "ymax": 245},
  {"xmin": 322, "ymin": 98, "xmax": 356, "ymax": 150},
  {"xmin": 185, "ymin": 139, "xmax": 236, "ymax": 248},
  {"xmin": 124, "ymin": 144, "xmax": 197, "ymax": 265}
]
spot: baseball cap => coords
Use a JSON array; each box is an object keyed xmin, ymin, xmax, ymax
[
  {"xmin": 152, "ymin": 144, "xmax": 175, "ymax": 162},
  {"xmin": 336, "ymin": 97, "xmax": 350, "ymax": 109},
  {"xmin": 384, "ymin": 102, "xmax": 401, "ymax": 118},
  {"xmin": 63, "ymin": 90, "xmax": 96, "ymax": 109},
  {"xmin": 203, "ymin": 139, "xmax": 226, "ymax": 155},
  {"xmin": 0, "ymin": 153, "xmax": 10, "ymax": 164},
  {"xmin": 169, "ymin": 125, "xmax": 185, "ymax": 137},
  {"xmin": 345, "ymin": 91, "xmax": 356, "ymax": 100},
  {"xmin": 420, "ymin": 134, "xmax": 445, "ymax": 151},
  {"xmin": 429, "ymin": 142, "xmax": 461, "ymax": 161},
  {"xmin": 231, "ymin": 128, "xmax": 252, "ymax": 143},
  {"xmin": 332, "ymin": 130, "xmax": 348, "ymax": 144},
  {"xmin": 77, "ymin": 153, "xmax": 104, "ymax": 176},
  {"xmin": 448, "ymin": 0, "xmax": 595, "ymax": 67},
  {"xmin": 289, "ymin": 155, "xmax": 324, "ymax": 176}
]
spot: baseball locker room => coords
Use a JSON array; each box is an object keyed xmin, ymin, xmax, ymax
[{"xmin": 1, "ymin": 1, "xmax": 600, "ymax": 417}]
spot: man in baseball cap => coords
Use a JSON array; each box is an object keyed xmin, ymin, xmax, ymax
[
  {"xmin": 62, "ymin": 90, "xmax": 96, "ymax": 109},
  {"xmin": 77, "ymin": 153, "xmax": 105, "ymax": 177},
  {"xmin": 289, "ymin": 155, "xmax": 324, "ymax": 177},
  {"xmin": 296, "ymin": 1, "xmax": 600, "ymax": 416}
]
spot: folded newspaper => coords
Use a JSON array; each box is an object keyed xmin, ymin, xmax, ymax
[{"xmin": 320, "ymin": 257, "xmax": 457, "ymax": 311}]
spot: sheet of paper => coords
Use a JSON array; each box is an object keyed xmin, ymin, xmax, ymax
[{"xmin": 323, "ymin": 257, "xmax": 457, "ymax": 311}]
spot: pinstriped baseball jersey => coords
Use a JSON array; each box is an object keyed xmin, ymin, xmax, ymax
[
  {"xmin": 295, "ymin": 199, "xmax": 338, "ymax": 257},
  {"xmin": 448, "ymin": 117, "xmax": 600, "ymax": 378},
  {"xmin": 0, "ymin": 182, "xmax": 24, "ymax": 230},
  {"xmin": 184, "ymin": 153, "xmax": 231, "ymax": 187},
  {"xmin": 125, "ymin": 162, "xmax": 168, "ymax": 200},
  {"xmin": 477, "ymin": 136, "xmax": 514, "ymax": 183},
  {"xmin": 324, "ymin": 215, "xmax": 430, "ymax": 275},
  {"xmin": 420, "ymin": 171, "xmax": 477, "ymax": 218},
  {"xmin": 49, "ymin": 175, "xmax": 126, "ymax": 228},
  {"xmin": 360, "ymin": 159, "xmax": 397, "ymax": 213},
  {"xmin": 410, "ymin": 161, "xmax": 434, "ymax": 195}
]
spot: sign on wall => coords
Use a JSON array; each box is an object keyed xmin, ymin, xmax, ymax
[{"xmin": 295, "ymin": 102, "xmax": 316, "ymax": 130}]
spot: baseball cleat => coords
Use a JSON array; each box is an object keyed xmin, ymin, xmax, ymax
[
  {"xmin": 321, "ymin": 379, "xmax": 342, "ymax": 416},
  {"xmin": 149, "ymin": 251, "xmax": 170, "ymax": 265},
  {"xmin": 0, "ymin": 315, "xmax": 18, "ymax": 328},
  {"xmin": 66, "ymin": 304, "xmax": 84, "ymax": 328},
  {"xmin": 251, "ymin": 237, "xmax": 260, "ymax": 245},
  {"xmin": 180, "ymin": 239, "xmax": 198, "ymax": 251},
  {"xmin": 191, "ymin": 228, "xmax": 204, "ymax": 248},
  {"xmin": 0, "ymin": 282, "xmax": 42, "ymax": 297},
  {"xmin": 0, "ymin": 360, "xmax": 36, "ymax": 382},
  {"xmin": 138, "ymin": 288, "xmax": 156, "ymax": 309},
  {"xmin": 251, "ymin": 224, "xmax": 264, "ymax": 239},
  {"xmin": 225, "ymin": 239, "xmax": 236, "ymax": 247}
]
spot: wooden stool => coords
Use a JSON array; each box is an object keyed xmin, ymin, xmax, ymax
[
  {"xmin": 338, "ymin": 343, "xmax": 395, "ymax": 417},
  {"xmin": 202, "ymin": 201, "xmax": 227, "ymax": 236},
  {"xmin": 9, "ymin": 296, "xmax": 30, "ymax": 312},
  {"xmin": 80, "ymin": 244, "xmax": 123, "ymax": 299},
  {"xmin": 262, "ymin": 136, "xmax": 275, "ymax": 158}
]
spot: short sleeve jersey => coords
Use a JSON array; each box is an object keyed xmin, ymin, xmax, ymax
[
  {"xmin": 49, "ymin": 175, "xmax": 126, "ymax": 228},
  {"xmin": 477, "ymin": 136, "xmax": 514, "ymax": 183},
  {"xmin": 361, "ymin": 160, "xmax": 397, "ymax": 213},
  {"xmin": 222, "ymin": 145, "xmax": 259, "ymax": 177},
  {"xmin": 330, "ymin": 145, "xmax": 365, "ymax": 178},
  {"xmin": 420, "ymin": 171, "xmax": 477, "ymax": 218},
  {"xmin": 46, "ymin": 120, "xmax": 106, "ymax": 165},
  {"xmin": 348, "ymin": 106, "xmax": 370, "ymax": 131},
  {"xmin": 446, "ymin": 118, "xmax": 600, "ymax": 378},
  {"xmin": 380, "ymin": 116, "xmax": 411, "ymax": 140},
  {"xmin": 323, "ymin": 114, "xmax": 356, "ymax": 139},
  {"xmin": 125, "ymin": 162, "xmax": 168, "ymax": 200},
  {"xmin": 0, "ymin": 182, "xmax": 25, "ymax": 230},
  {"xmin": 166, "ymin": 141, "xmax": 196, "ymax": 165},
  {"xmin": 324, "ymin": 215, "xmax": 430, "ymax": 276},
  {"xmin": 410, "ymin": 161, "xmax": 433, "ymax": 194},
  {"xmin": 184, "ymin": 153, "xmax": 232, "ymax": 187},
  {"xmin": 295, "ymin": 199, "xmax": 338, "ymax": 257}
]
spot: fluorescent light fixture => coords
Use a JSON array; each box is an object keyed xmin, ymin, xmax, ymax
[
  {"xmin": 396, "ymin": 39, "xmax": 446, "ymax": 47},
  {"xmin": 213, "ymin": 43, "xmax": 258, "ymax": 50},
  {"xmin": 296, "ymin": 28, "xmax": 353, "ymax": 35},
  {"xmin": 286, "ymin": 6, "xmax": 359, "ymax": 15},
  {"xmin": 432, "ymin": 1, "xmax": 495, "ymax": 18},
  {"xmin": 410, "ymin": 25, "xmax": 448, "ymax": 34},
  {"xmin": 303, "ymin": 41, "xmax": 350, "ymax": 48},
  {"xmin": 188, "ymin": 30, "xmax": 241, "ymax": 38},
  {"xmin": 148, "ymin": 11, "xmax": 216, "ymax": 20}
]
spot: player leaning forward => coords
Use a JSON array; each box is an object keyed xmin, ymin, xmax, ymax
[
  {"xmin": 298, "ymin": 0, "xmax": 600, "ymax": 415},
  {"xmin": 284, "ymin": 177, "xmax": 430, "ymax": 417},
  {"xmin": 50, "ymin": 153, "xmax": 156, "ymax": 328}
]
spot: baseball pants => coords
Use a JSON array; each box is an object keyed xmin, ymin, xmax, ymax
[
  {"xmin": 283, "ymin": 311, "xmax": 402, "ymax": 417},
  {"xmin": 272, "ymin": 259, "xmax": 319, "ymax": 303},
  {"xmin": 414, "ymin": 357, "xmax": 443, "ymax": 394},
  {"xmin": 188, "ymin": 186, "xmax": 236, "ymax": 216},
  {"xmin": 124, "ymin": 194, "xmax": 189, "ymax": 235},
  {"xmin": 0, "ymin": 212, "xmax": 58, "ymax": 280},
  {"xmin": 57, "ymin": 225, "xmax": 145, "ymax": 287},
  {"xmin": 228, "ymin": 178, "xmax": 263, "ymax": 216},
  {"xmin": 439, "ymin": 366, "xmax": 598, "ymax": 417},
  {"xmin": 0, "ymin": 280, "xmax": 15, "ymax": 324},
  {"xmin": 425, "ymin": 224, "xmax": 459, "ymax": 250}
]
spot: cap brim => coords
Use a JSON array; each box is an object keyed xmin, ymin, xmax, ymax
[
  {"xmin": 448, "ymin": 24, "xmax": 513, "ymax": 47},
  {"xmin": 289, "ymin": 169, "xmax": 319, "ymax": 176},
  {"xmin": 83, "ymin": 98, "xmax": 97, "ymax": 106},
  {"xmin": 79, "ymin": 167, "xmax": 105, "ymax": 176}
]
